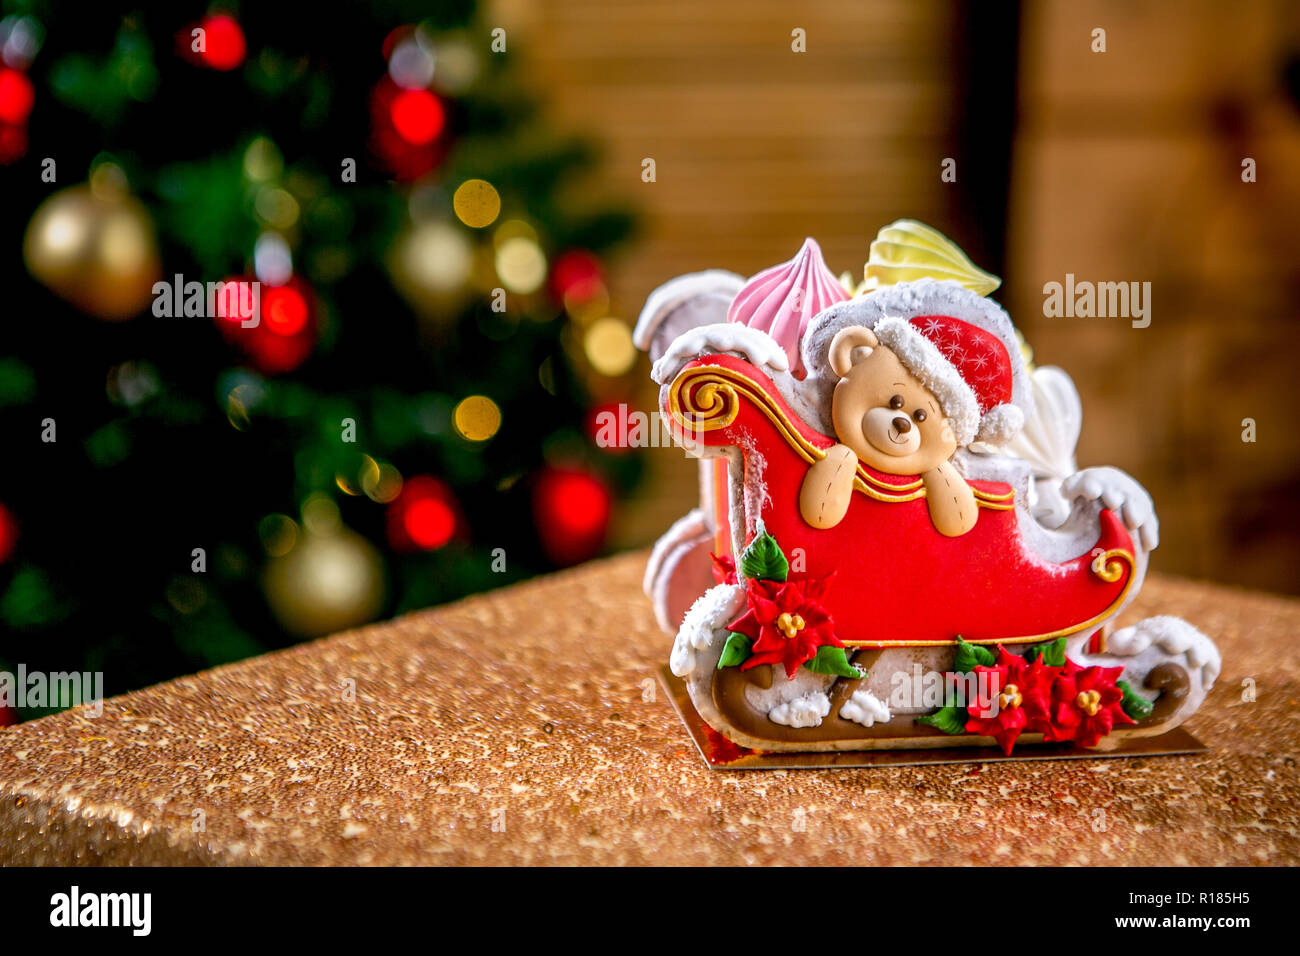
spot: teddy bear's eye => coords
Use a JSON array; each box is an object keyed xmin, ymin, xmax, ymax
[
  {"xmin": 888, "ymin": 394, "xmax": 904, "ymax": 410},
  {"xmin": 913, "ymin": 408, "xmax": 927, "ymax": 423}
]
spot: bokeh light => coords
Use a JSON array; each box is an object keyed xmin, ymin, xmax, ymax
[
  {"xmin": 430, "ymin": 35, "xmax": 479, "ymax": 93},
  {"xmin": 398, "ymin": 220, "xmax": 471, "ymax": 292},
  {"xmin": 242, "ymin": 137, "xmax": 283, "ymax": 182},
  {"xmin": 301, "ymin": 492, "xmax": 341, "ymax": 536},
  {"xmin": 262, "ymin": 284, "xmax": 308, "ymax": 336},
  {"xmin": 495, "ymin": 236, "xmax": 546, "ymax": 293},
  {"xmin": 0, "ymin": 66, "xmax": 34, "ymax": 123},
  {"xmin": 388, "ymin": 35, "xmax": 435, "ymax": 90},
  {"xmin": 452, "ymin": 179, "xmax": 500, "ymax": 228},
  {"xmin": 253, "ymin": 232, "xmax": 293, "ymax": 286},
  {"xmin": 403, "ymin": 497, "xmax": 455, "ymax": 549},
  {"xmin": 258, "ymin": 513, "xmax": 299, "ymax": 557},
  {"xmin": 198, "ymin": 14, "xmax": 246, "ymax": 71},
  {"xmin": 452, "ymin": 394, "xmax": 502, "ymax": 442},
  {"xmin": 583, "ymin": 317, "xmax": 637, "ymax": 376},
  {"xmin": 390, "ymin": 88, "xmax": 444, "ymax": 145},
  {"xmin": 388, "ymin": 476, "xmax": 458, "ymax": 551},
  {"xmin": 532, "ymin": 466, "xmax": 612, "ymax": 566},
  {"xmin": 360, "ymin": 457, "xmax": 403, "ymax": 503},
  {"xmin": 254, "ymin": 186, "xmax": 299, "ymax": 230}
]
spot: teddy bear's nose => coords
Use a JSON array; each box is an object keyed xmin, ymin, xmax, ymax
[{"xmin": 892, "ymin": 415, "xmax": 912, "ymax": 434}]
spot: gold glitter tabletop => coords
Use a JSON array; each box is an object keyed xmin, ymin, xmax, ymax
[{"xmin": 1, "ymin": 552, "xmax": 1297, "ymax": 865}]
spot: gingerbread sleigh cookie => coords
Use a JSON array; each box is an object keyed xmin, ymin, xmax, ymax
[{"xmin": 637, "ymin": 222, "xmax": 1220, "ymax": 756}]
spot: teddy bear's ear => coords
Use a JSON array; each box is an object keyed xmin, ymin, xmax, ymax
[{"xmin": 828, "ymin": 326, "xmax": 880, "ymax": 378}]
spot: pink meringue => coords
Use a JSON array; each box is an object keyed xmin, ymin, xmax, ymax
[{"xmin": 727, "ymin": 237, "xmax": 848, "ymax": 378}]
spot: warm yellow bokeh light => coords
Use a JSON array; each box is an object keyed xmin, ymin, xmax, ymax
[
  {"xmin": 494, "ymin": 236, "xmax": 547, "ymax": 294},
  {"xmin": 255, "ymin": 186, "xmax": 300, "ymax": 230},
  {"xmin": 584, "ymin": 317, "xmax": 637, "ymax": 376},
  {"xmin": 243, "ymin": 137, "xmax": 284, "ymax": 182},
  {"xmin": 360, "ymin": 457, "xmax": 404, "ymax": 503},
  {"xmin": 453, "ymin": 394, "xmax": 502, "ymax": 442},
  {"xmin": 452, "ymin": 179, "xmax": 501, "ymax": 228},
  {"xmin": 302, "ymin": 492, "xmax": 342, "ymax": 536},
  {"xmin": 400, "ymin": 220, "xmax": 472, "ymax": 292}
]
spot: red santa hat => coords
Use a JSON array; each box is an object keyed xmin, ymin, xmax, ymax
[{"xmin": 872, "ymin": 313, "xmax": 1023, "ymax": 447}]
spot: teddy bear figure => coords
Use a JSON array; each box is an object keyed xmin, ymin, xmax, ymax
[{"xmin": 802, "ymin": 324, "xmax": 975, "ymax": 536}]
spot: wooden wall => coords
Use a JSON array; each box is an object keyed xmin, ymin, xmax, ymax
[
  {"xmin": 502, "ymin": 0, "xmax": 1300, "ymax": 593},
  {"xmin": 1008, "ymin": 0, "xmax": 1300, "ymax": 593}
]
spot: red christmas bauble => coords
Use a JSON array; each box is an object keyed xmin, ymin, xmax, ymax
[
  {"xmin": 386, "ymin": 476, "xmax": 461, "ymax": 552},
  {"xmin": 0, "ymin": 68, "xmax": 34, "ymax": 124},
  {"xmin": 532, "ymin": 465, "xmax": 611, "ymax": 566}
]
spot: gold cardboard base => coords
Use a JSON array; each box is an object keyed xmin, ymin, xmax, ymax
[{"xmin": 659, "ymin": 665, "xmax": 1208, "ymax": 770}]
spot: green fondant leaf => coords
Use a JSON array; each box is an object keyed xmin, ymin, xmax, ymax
[
  {"xmin": 1027, "ymin": 637, "xmax": 1067, "ymax": 667},
  {"xmin": 717, "ymin": 632, "xmax": 753, "ymax": 669},
  {"xmin": 954, "ymin": 636, "xmax": 995, "ymax": 674},
  {"xmin": 1117, "ymin": 680, "xmax": 1154, "ymax": 720},
  {"xmin": 739, "ymin": 530, "xmax": 788, "ymax": 582},
  {"xmin": 802, "ymin": 645, "xmax": 864, "ymax": 679},
  {"xmin": 916, "ymin": 704, "xmax": 967, "ymax": 735}
]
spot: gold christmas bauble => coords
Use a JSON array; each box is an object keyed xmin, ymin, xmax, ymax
[
  {"xmin": 23, "ymin": 175, "xmax": 162, "ymax": 321},
  {"xmin": 261, "ymin": 526, "xmax": 387, "ymax": 638}
]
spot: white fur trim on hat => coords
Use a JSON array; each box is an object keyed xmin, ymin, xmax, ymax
[
  {"xmin": 801, "ymin": 279, "xmax": 1034, "ymax": 446},
  {"xmin": 873, "ymin": 316, "xmax": 980, "ymax": 446},
  {"xmin": 975, "ymin": 402, "xmax": 1024, "ymax": 445}
]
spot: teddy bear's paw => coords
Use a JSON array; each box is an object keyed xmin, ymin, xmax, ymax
[
  {"xmin": 1062, "ymin": 465, "xmax": 1159, "ymax": 552},
  {"xmin": 768, "ymin": 692, "xmax": 832, "ymax": 728},
  {"xmin": 839, "ymin": 688, "xmax": 892, "ymax": 727},
  {"xmin": 1106, "ymin": 615, "xmax": 1221, "ymax": 691},
  {"xmin": 651, "ymin": 323, "xmax": 790, "ymax": 386}
]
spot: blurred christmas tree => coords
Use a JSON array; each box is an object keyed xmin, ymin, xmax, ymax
[{"xmin": 0, "ymin": 1, "xmax": 640, "ymax": 720}]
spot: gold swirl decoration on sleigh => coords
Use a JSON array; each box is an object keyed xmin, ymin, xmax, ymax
[{"xmin": 666, "ymin": 363, "xmax": 1014, "ymax": 508}]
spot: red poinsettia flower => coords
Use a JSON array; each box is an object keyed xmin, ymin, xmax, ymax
[
  {"xmin": 1044, "ymin": 658, "xmax": 1134, "ymax": 748},
  {"xmin": 711, "ymin": 552, "xmax": 737, "ymax": 586},
  {"xmin": 965, "ymin": 646, "xmax": 1056, "ymax": 755},
  {"xmin": 726, "ymin": 576, "xmax": 840, "ymax": 679}
]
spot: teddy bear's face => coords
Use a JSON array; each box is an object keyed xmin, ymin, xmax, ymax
[{"xmin": 828, "ymin": 326, "xmax": 957, "ymax": 476}]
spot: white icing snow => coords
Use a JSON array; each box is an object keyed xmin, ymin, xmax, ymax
[
  {"xmin": 768, "ymin": 692, "xmax": 831, "ymax": 728},
  {"xmin": 1106, "ymin": 615, "xmax": 1220, "ymax": 689},
  {"xmin": 839, "ymin": 688, "xmax": 892, "ymax": 727},
  {"xmin": 651, "ymin": 323, "xmax": 790, "ymax": 386},
  {"xmin": 669, "ymin": 583, "xmax": 745, "ymax": 679},
  {"xmin": 1061, "ymin": 466, "xmax": 1159, "ymax": 552}
]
